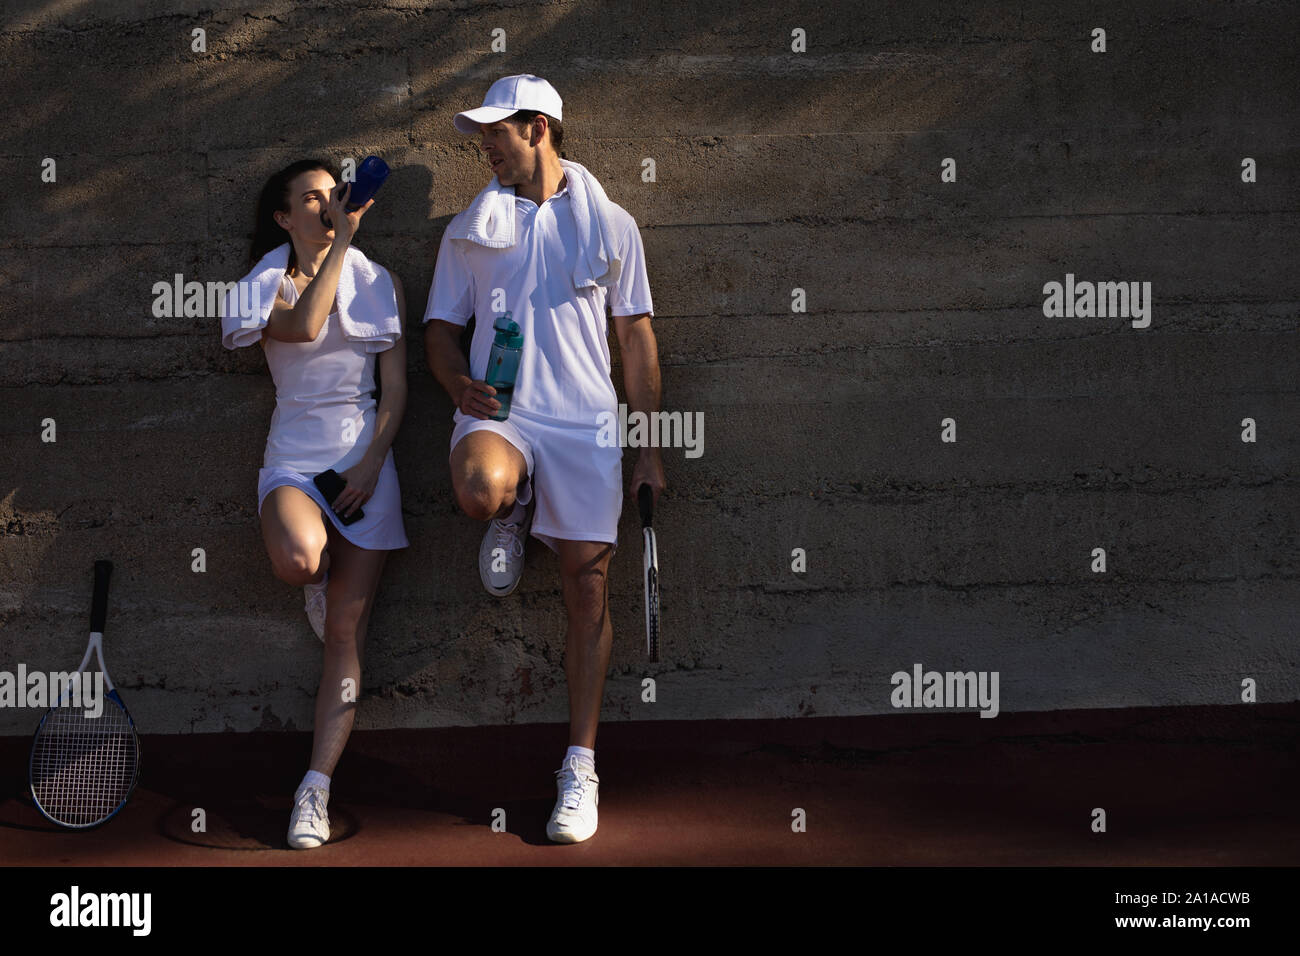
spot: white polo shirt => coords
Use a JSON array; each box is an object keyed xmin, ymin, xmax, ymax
[{"xmin": 422, "ymin": 175, "xmax": 654, "ymax": 427}]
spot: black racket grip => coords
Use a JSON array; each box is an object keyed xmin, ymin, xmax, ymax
[
  {"xmin": 637, "ymin": 483, "xmax": 654, "ymax": 528},
  {"xmin": 90, "ymin": 560, "xmax": 113, "ymax": 633}
]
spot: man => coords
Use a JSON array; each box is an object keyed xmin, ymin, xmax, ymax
[{"xmin": 423, "ymin": 74, "xmax": 664, "ymax": 843}]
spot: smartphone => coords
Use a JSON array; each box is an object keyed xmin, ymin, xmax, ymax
[{"xmin": 312, "ymin": 469, "xmax": 365, "ymax": 525}]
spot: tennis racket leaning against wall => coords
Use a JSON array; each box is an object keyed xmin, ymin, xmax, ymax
[{"xmin": 29, "ymin": 559, "xmax": 141, "ymax": 828}]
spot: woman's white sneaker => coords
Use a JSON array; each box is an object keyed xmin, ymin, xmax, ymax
[
  {"xmin": 546, "ymin": 755, "xmax": 599, "ymax": 844},
  {"xmin": 478, "ymin": 498, "xmax": 533, "ymax": 596},
  {"xmin": 287, "ymin": 785, "xmax": 330, "ymax": 849},
  {"xmin": 303, "ymin": 572, "xmax": 328, "ymax": 641}
]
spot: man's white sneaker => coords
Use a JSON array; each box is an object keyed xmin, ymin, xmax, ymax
[
  {"xmin": 546, "ymin": 755, "xmax": 599, "ymax": 844},
  {"xmin": 287, "ymin": 785, "xmax": 330, "ymax": 849},
  {"xmin": 303, "ymin": 572, "xmax": 328, "ymax": 641},
  {"xmin": 478, "ymin": 497, "xmax": 532, "ymax": 596}
]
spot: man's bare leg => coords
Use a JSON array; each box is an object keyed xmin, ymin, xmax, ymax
[
  {"xmin": 554, "ymin": 539, "xmax": 615, "ymax": 750},
  {"xmin": 450, "ymin": 430, "xmax": 529, "ymax": 521}
]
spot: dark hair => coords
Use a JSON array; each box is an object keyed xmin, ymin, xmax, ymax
[
  {"xmin": 507, "ymin": 109, "xmax": 564, "ymax": 154},
  {"xmin": 248, "ymin": 158, "xmax": 339, "ymax": 272}
]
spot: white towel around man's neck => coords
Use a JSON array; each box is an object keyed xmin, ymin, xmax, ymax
[
  {"xmin": 220, "ymin": 242, "xmax": 401, "ymax": 352},
  {"xmin": 446, "ymin": 158, "xmax": 623, "ymax": 289}
]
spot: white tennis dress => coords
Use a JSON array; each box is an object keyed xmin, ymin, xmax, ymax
[{"xmin": 255, "ymin": 272, "xmax": 409, "ymax": 551}]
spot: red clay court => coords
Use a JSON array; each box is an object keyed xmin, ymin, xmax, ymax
[{"xmin": 2, "ymin": 703, "xmax": 1295, "ymax": 865}]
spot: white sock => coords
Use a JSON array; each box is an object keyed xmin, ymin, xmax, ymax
[
  {"xmin": 299, "ymin": 770, "xmax": 330, "ymax": 794},
  {"xmin": 565, "ymin": 745, "xmax": 595, "ymax": 771}
]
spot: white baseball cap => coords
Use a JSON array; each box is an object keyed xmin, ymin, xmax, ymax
[{"xmin": 453, "ymin": 74, "xmax": 563, "ymax": 134}]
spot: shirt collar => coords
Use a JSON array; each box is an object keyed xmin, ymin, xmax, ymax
[{"xmin": 515, "ymin": 172, "xmax": 570, "ymax": 206}]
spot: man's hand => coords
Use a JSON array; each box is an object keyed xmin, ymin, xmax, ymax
[
  {"xmin": 630, "ymin": 448, "xmax": 666, "ymax": 506},
  {"xmin": 456, "ymin": 375, "xmax": 502, "ymax": 419}
]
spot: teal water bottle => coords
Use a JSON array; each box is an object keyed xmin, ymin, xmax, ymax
[{"xmin": 485, "ymin": 312, "xmax": 523, "ymax": 421}]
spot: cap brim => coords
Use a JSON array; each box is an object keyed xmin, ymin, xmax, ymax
[{"xmin": 453, "ymin": 106, "xmax": 519, "ymax": 134}]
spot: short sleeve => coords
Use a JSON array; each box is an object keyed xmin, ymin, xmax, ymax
[
  {"xmin": 423, "ymin": 225, "xmax": 475, "ymax": 326},
  {"xmin": 609, "ymin": 211, "xmax": 654, "ymax": 318}
]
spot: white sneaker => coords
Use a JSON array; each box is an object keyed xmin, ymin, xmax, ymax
[
  {"xmin": 546, "ymin": 755, "xmax": 599, "ymax": 844},
  {"xmin": 478, "ymin": 497, "xmax": 533, "ymax": 596},
  {"xmin": 287, "ymin": 785, "xmax": 330, "ymax": 849},
  {"xmin": 303, "ymin": 572, "xmax": 328, "ymax": 641}
]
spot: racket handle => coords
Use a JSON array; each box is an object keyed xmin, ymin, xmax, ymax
[
  {"xmin": 90, "ymin": 560, "xmax": 113, "ymax": 633},
  {"xmin": 637, "ymin": 483, "xmax": 654, "ymax": 527}
]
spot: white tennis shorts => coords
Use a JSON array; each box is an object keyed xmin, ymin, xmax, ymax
[{"xmin": 449, "ymin": 407, "xmax": 623, "ymax": 554}]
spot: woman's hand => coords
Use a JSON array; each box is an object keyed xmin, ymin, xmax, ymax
[
  {"xmin": 324, "ymin": 181, "xmax": 374, "ymax": 243},
  {"xmin": 332, "ymin": 454, "xmax": 384, "ymax": 518}
]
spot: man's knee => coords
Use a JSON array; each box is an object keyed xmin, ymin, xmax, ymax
[
  {"xmin": 455, "ymin": 462, "xmax": 519, "ymax": 521},
  {"xmin": 560, "ymin": 550, "xmax": 611, "ymax": 620}
]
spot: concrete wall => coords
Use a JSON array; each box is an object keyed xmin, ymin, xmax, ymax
[{"xmin": 1, "ymin": 0, "xmax": 1296, "ymax": 735}]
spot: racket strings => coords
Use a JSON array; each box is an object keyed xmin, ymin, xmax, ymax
[{"xmin": 31, "ymin": 700, "xmax": 138, "ymax": 827}]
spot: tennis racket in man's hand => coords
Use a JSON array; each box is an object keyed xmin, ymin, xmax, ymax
[
  {"xmin": 637, "ymin": 483, "xmax": 661, "ymax": 662},
  {"xmin": 29, "ymin": 559, "xmax": 141, "ymax": 828}
]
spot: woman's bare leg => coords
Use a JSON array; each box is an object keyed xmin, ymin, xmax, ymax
[
  {"xmin": 260, "ymin": 485, "xmax": 331, "ymax": 585},
  {"xmin": 308, "ymin": 519, "xmax": 388, "ymax": 777}
]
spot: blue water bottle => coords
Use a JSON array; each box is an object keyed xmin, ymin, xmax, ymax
[
  {"xmin": 344, "ymin": 156, "xmax": 390, "ymax": 210},
  {"xmin": 485, "ymin": 312, "xmax": 523, "ymax": 421}
]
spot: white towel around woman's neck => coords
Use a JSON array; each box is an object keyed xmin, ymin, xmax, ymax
[
  {"xmin": 220, "ymin": 242, "xmax": 401, "ymax": 352},
  {"xmin": 446, "ymin": 158, "xmax": 623, "ymax": 289}
]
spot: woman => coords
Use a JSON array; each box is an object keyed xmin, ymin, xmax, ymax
[{"xmin": 229, "ymin": 159, "xmax": 408, "ymax": 849}]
